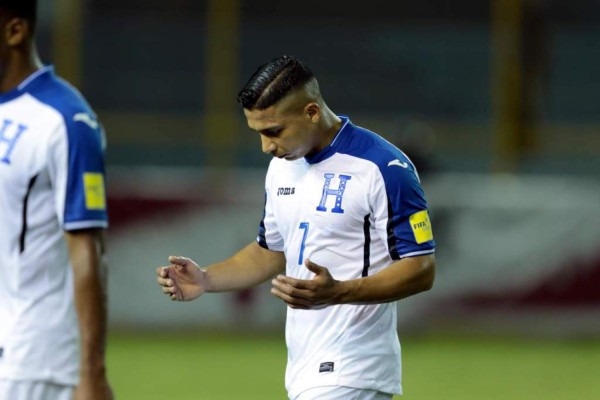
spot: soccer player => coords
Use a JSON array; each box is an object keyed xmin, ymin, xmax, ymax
[
  {"xmin": 0, "ymin": 1, "xmax": 113, "ymax": 399},
  {"xmin": 157, "ymin": 55, "xmax": 435, "ymax": 400}
]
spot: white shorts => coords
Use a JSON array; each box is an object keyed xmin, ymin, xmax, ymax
[
  {"xmin": 0, "ymin": 379, "xmax": 73, "ymax": 400},
  {"xmin": 294, "ymin": 385, "xmax": 394, "ymax": 400}
]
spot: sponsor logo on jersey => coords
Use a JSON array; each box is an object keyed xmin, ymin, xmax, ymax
[
  {"xmin": 409, "ymin": 210, "xmax": 433, "ymax": 244},
  {"xmin": 83, "ymin": 173, "xmax": 106, "ymax": 210},
  {"xmin": 277, "ymin": 187, "xmax": 295, "ymax": 196},
  {"xmin": 73, "ymin": 113, "xmax": 99, "ymax": 129},
  {"xmin": 388, "ymin": 159, "xmax": 408, "ymax": 168},
  {"xmin": 319, "ymin": 361, "xmax": 334, "ymax": 373}
]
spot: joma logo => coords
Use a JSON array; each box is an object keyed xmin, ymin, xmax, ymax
[{"xmin": 277, "ymin": 187, "xmax": 295, "ymax": 196}]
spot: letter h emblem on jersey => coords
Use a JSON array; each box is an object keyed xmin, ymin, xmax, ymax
[
  {"xmin": 0, "ymin": 119, "xmax": 27, "ymax": 165},
  {"xmin": 316, "ymin": 173, "xmax": 352, "ymax": 214}
]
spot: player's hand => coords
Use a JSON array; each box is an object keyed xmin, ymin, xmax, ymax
[
  {"xmin": 72, "ymin": 374, "xmax": 113, "ymax": 400},
  {"xmin": 270, "ymin": 259, "xmax": 340, "ymax": 309},
  {"xmin": 156, "ymin": 256, "xmax": 207, "ymax": 301}
]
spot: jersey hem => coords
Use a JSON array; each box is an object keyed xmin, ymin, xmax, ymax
[
  {"xmin": 0, "ymin": 368, "xmax": 78, "ymax": 386},
  {"xmin": 289, "ymin": 378, "xmax": 401, "ymax": 400}
]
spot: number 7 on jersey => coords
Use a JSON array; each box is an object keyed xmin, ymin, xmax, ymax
[{"xmin": 298, "ymin": 222, "xmax": 309, "ymax": 265}]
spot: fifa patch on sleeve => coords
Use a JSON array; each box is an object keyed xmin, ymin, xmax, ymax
[
  {"xmin": 83, "ymin": 173, "xmax": 106, "ymax": 210},
  {"xmin": 409, "ymin": 210, "xmax": 433, "ymax": 244}
]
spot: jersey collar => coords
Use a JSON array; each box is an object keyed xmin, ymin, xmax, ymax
[
  {"xmin": 304, "ymin": 115, "xmax": 351, "ymax": 165},
  {"xmin": 0, "ymin": 65, "xmax": 54, "ymax": 103}
]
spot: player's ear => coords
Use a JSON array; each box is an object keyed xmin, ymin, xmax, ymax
[
  {"xmin": 4, "ymin": 17, "xmax": 29, "ymax": 47},
  {"xmin": 304, "ymin": 102, "xmax": 320, "ymax": 123}
]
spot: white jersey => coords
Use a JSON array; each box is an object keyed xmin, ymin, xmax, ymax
[
  {"xmin": 258, "ymin": 116, "xmax": 435, "ymax": 399},
  {"xmin": 0, "ymin": 66, "xmax": 108, "ymax": 385}
]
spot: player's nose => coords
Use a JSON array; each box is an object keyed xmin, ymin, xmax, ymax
[{"xmin": 261, "ymin": 135, "xmax": 276, "ymax": 155}]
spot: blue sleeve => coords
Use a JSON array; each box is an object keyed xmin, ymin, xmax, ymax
[
  {"xmin": 380, "ymin": 162, "xmax": 435, "ymax": 259},
  {"xmin": 32, "ymin": 77, "xmax": 109, "ymax": 231},
  {"xmin": 63, "ymin": 116, "xmax": 108, "ymax": 229}
]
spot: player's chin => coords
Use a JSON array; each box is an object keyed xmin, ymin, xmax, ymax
[{"xmin": 280, "ymin": 153, "xmax": 300, "ymax": 161}]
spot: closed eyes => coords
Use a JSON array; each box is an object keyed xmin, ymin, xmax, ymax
[{"xmin": 262, "ymin": 128, "xmax": 283, "ymax": 137}]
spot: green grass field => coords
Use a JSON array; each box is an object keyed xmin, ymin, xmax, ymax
[{"xmin": 107, "ymin": 332, "xmax": 599, "ymax": 400}]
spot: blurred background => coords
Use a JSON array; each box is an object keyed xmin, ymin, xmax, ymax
[{"xmin": 40, "ymin": 0, "xmax": 599, "ymax": 398}]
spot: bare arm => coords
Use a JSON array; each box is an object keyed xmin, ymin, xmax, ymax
[
  {"xmin": 205, "ymin": 241, "xmax": 287, "ymax": 292},
  {"xmin": 157, "ymin": 241, "xmax": 286, "ymax": 301},
  {"xmin": 66, "ymin": 229, "xmax": 113, "ymax": 400},
  {"xmin": 271, "ymin": 254, "xmax": 435, "ymax": 309},
  {"xmin": 337, "ymin": 254, "xmax": 435, "ymax": 303}
]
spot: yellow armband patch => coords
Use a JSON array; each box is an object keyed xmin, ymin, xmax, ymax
[
  {"xmin": 83, "ymin": 173, "xmax": 106, "ymax": 210},
  {"xmin": 409, "ymin": 210, "xmax": 433, "ymax": 244}
]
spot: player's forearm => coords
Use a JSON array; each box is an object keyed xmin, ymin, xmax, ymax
[
  {"xmin": 205, "ymin": 241, "xmax": 285, "ymax": 292},
  {"xmin": 67, "ymin": 230, "xmax": 109, "ymax": 375},
  {"xmin": 337, "ymin": 254, "xmax": 435, "ymax": 304},
  {"xmin": 75, "ymin": 265, "xmax": 109, "ymax": 374}
]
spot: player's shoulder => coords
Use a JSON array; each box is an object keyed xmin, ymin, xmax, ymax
[
  {"xmin": 339, "ymin": 122, "xmax": 417, "ymax": 178},
  {"xmin": 28, "ymin": 72, "xmax": 96, "ymax": 121},
  {"xmin": 24, "ymin": 68, "xmax": 104, "ymax": 146}
]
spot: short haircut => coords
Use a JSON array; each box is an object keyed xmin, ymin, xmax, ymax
[
  {"xmin": 237, "ymin": 55, "xmax": 315, "ymax": 110},
  {"xmin": 0, "ymin": 0, "xmax": 37, "ymax": 31}
]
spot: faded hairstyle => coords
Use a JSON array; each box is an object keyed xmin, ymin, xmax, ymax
[
  {"xmin": 0, "ymin": 0, "xmax": 37, "ymax": 32},
  {"xmin": 237, "ymin": 55, "xmax": 315, "ymax": 110}
]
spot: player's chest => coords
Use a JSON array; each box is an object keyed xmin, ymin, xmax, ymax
[
  {"xmin": 0, "ymin": 110, "xmax": 49, "ymax": 195},
  {"xmin": 269, "ymin": 165, "xmax": 372, "ymax": 231}
]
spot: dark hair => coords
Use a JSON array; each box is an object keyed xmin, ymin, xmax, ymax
[
  {"xmin": 237, "ymin": 55, "xmax": 315, "ymax": 110},
  {"xmin": 0, "ymin": 0, "xmax": 37, "ymax": 31}
]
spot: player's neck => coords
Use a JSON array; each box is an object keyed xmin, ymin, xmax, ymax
[
  {"xmin": 319, "ymin": 110, "xmax": 342, "ymax": 148},
  {"xmin": 0, "ymin": 49, "xmax": 43, "ymax": 93}
]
